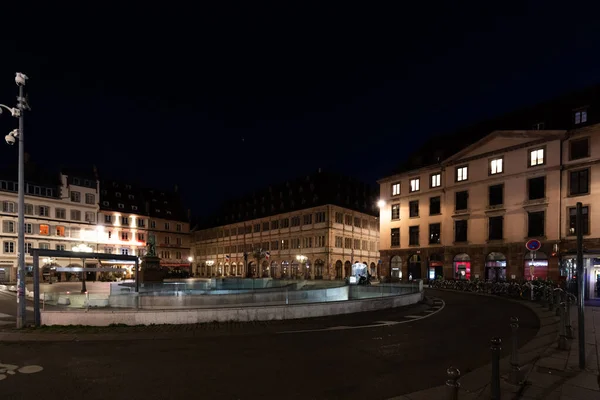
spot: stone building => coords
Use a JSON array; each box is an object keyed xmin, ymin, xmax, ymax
[
  {"xmin": 192, "ymin": 170, "xmax": 380, "ymax": 279},
  {"xmin": 378, "ymin": 85, "xmax": 600, "ymax": 299}
]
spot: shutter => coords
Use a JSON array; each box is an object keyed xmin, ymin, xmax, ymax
[
  {"xmin": 2, "ymin": 221, "xmax": 8, "ymax": 233},
  {"xmin": 49, "ymin": 225, "xmax": 55, "ymax": 236},
  {"xmin": 33, "ymin": 224, "xmax": 39, "ymax": 235}
]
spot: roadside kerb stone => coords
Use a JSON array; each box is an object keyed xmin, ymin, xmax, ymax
[{"xmin": 389, "ymin": 289, "xmax": 559, "ymax": 400}]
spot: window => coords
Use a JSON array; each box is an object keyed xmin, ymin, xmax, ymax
[
  {"xmin": 70, "ymin": 191, "xmax": 81, "ymax": 202},
  {"xmin": 455, "ymin": 191, "xmax": 468, "ymax": 211},
  {"xmin": 56, "ymin": 244, "xmax": 65, "ymax": 251},
  {"xmin": 104, "ymin": 214, "xmax": 112, "ymax": 223},
  {"xmin": 489, "ymin": 157, "xmax": 503, "ymax": 175},
  {"xmin": 150, "ymin": 221, "xmax": 156, "ymax": 228},
  {"xmin": 85, "ymin": 212, "xmax": 96, "ymax": 223},
  {"xmin": 574, "ymin": 109, "xmax": 588, "ymax": 125},
  {"xmin": 488, "ymin": 216, "xmax": 503, "ymax": 240},
  {"xmin": 315, "ymin": 211, "xmax": 326, "ymax": 223},
  {"xmin": 391, "ymin": 203, "xmax": 400, "ymax": 220},
  {"xmin": 271, "ymin": 241, "xmax": 280, "ymax": 250},
  {"xmin": 391, "ymin": 228, "xmax": 400, "ymax": 247},
  {"xmin": 303, "ymin": 214, "xmax": 312, "ymax": 225},
  {"xmin": 430, "ymin": 173, "xmax": 441, "ymax": 188},
  {"xmin": 409, "ymin": 178, "xmax": 420, "ymax": 192},
  {"xmin": 429, "ymin": 196, "xmax": 441, "ymax": 215},
  {"xmin": 118, "ymin": 203, "xmax": 124, "ymax": 209},
  {"xmin": 165, "ymin": 236, "xmax": 170, "ymax": 244},
  {"xmin": 24, "ymin": 204, "xmax": 33, "ymax": 215},
  {"xmin": 24, "ymin": 223, "xmax": 32, "ymax": 234},
  {"xmin": 409, "ymin": 200, "xmax": 419, "ymax": 217},
  {"xmin": 568, "ymin": 206, "xmax": 590, "ymax": 235},
  {"xmin": 39, "ymin": 243, "xmax": 49, "ymax": 250},
  {"xmin": 121, "ymin": 248, "xmax": 129, "ymax": 255},
  {"xmin": 25, "ymin": 242, "xmax": 32, "ymax": 254},
  {"xmin": 262, "ymin": 222, "xmax": 270, "ymax": 231},
  {"xmin": 176, "ymin": 224, "xmax": 182, "ymax": 232},
  {"xmin": 2, "ymin": 201, "xmax": 15, "ymax": 213},
  {"xmin": 253, "ymin": 223, "xmax": 260, "ymax": 233},
  {"xmin": 408, "ymin": 226, "xmax": 419, "ymax": 246},
  {"xmin": 55, "ymin": 208, "xmax": 66, "ymax": 219},
  {"xmin": 528, "ymin": 177, "xmax": 545, "ymax": 200},
  {"xmin": 392, "ymin": 183, "xmax": 400, "ymax": 196},
  {"xmin": 335, "ymin": 236, "xmax": 343, "ymax": 248},
  {"xmin": 334, "ymin": 212, "xmax": 343, "ymax": 224},
  {"xmin": 281, "ymin": 218, "xmax": 289, "ymax": 228},
  {"xmin": 38, "ymin": 206, "xmax": 49, "ymax": 216},
  {"xmin": 527, "ymin": 211, "xmax": 545, "ymax": 237},
  {"xmin": 354, "ymin": 217, "xmax": 361, "ymax": 227},
  {"xmin": 454, "ymin": 220, "xmax": 468, "ymax": 242},
  {"xmin": 316, "ymin": 235, "xmax": 326, "ymax": 247},
  {"xmin": 39, "ymin": 224, "xmax": 49, "ymax": 235},
  {"xmin": 271, "ymin": 220, "xmax": 279, "ymax": 229},
  {"xmin": 489, "ymin": 184, "xmax": 504, "ymax": 206},
  {"xmin": 121, "ymin": 232, "xmax": 129, "ymax": 241},
  {"xmin": 56, "ymin": 226, "xmax": 65, "ymax": 236},
  {"xmin": 102, "ymin": 201, "xmax": 109, "ymax": 207},
  {"xmin": 71, "ymin": 227, "xmax": 81, "ymax": 238},
  {"xmin": 570, "ymin": 137, "xmax": 590, "ymax": 160},
  {"xmin": 532, "ymin": 122, "xmax": 545, "ymax": 130},
  {"xmin": 165, "ymin": 222, "xmax": 170, "ymax": 230},
  {"xmin": 456, "ymin": 166, "xmax": 468, "ymax": 182},
  {"xmin": 303, "ymin": 237, "xmax": 313, "ymax": 248},
  {"xmin": 429, "ymin": 223, "xmax": 441, "ymax": 244},
  {"xmin": 529, "ymin": 148, "xmax": 545, "ymax": 167},
  {"xmin": 344, "ymin": 215, "xmax": 352, "ymax": 225},
  {"xmin": 3, "ymin": 241, "xmax": 14, "ymax": 253},
  {"xmin": 70, "ymin": 210, "xmax": 81, "ymax": 221},
  {"xmin": 85, "ymin": 193, "xmax": 95, "ymax": 204},
  {"xmin": 569, "ymin": 169, "xmax": 589, "ymax": 195},
  {"xmin": 2, "ymin": 221, "xmax": 14, "ymax": 233},
  {"xmin": 343, "ymin": 237, "xmax": 352, "ymax": 249}
]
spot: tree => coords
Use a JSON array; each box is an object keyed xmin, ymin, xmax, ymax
[{"xmin": 252, "ymin": 248, "xmax": 265, "ymax": 278}]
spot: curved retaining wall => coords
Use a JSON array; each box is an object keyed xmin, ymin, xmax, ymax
[{"xmin": 40, "ymin": 290, "xmax": 424, "ymax": 326}]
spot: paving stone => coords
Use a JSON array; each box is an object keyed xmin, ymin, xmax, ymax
[
  {"xmin": 527, "ymin": 369, "xmax": 564, "ymax": 388},
  {"xmin": 537, "ymin": 357, "xmax": 568, "ymax": 370},
  {"xmin": 560, "ymin": 383, "xmax": 600, "ymax": 399},
  {"xmin": 564, "ymin": 371, "xmax": 600, "ymax": 391},
  {"xmin": 520, "ymin": 383, "xmax": 547, "ymax": 398}
]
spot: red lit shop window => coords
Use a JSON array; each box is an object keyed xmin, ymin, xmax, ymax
[
  {"xmin": 453, "ymin": 253, "xmax": 471, "ymax": 280},
  {"xmin": 524, "ymin": 251, "xmax": 548, "ymax": 280}
]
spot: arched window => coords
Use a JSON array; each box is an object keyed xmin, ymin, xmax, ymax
[{"xmin": 390, "ymin": 256, "xmax": 402, "ymax": 278}]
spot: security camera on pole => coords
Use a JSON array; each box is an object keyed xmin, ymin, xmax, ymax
[{"xmin": 0, "ymin": 72, "xmax": 29, "ymax": 328}]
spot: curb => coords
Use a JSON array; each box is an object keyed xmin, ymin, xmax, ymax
[{"xmin": 389, "ymin": 288, "xmax": 561, "ymax": 400}]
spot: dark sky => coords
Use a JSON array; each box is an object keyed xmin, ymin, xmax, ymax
[{"xmin": 0, "ymin": 2, "xmax": 598, "ymax": 217}]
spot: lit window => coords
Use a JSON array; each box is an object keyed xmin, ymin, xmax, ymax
[
  {"xmin": 39, "ymin": 224, "xmax": 49, "ymax": 235},
  {"xmin": 430, "ymin": 173, "xmax": 441, "ymax": 188},
  {"xmin": 490, "ymin": 158, "xmax": 503, "ymax": 175},
  {"xmin": 409, "ymin": 178, "xmax": 420, "ymax": 192},
  {"xmin": 529, "ymin": 148, "xmax": 544, "ymax": 167},
  {"xmin": 392, "ymin": 183, "xmax": 400, "ymax": 196},
  {"xmin": 456, "ymin": 166, "xmax": 468, "ymax": 182},
  {"xmin": 574, "ymin": 109, "xmax": 588, "ymax": 125},
  {"xmin": 56, "ymin": 226, "xmax": 65, "ymax": 236}
]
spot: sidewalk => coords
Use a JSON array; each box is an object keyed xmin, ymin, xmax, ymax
[{"xmin": 391, "ymin": 293, "xmax": 600, "ymax": 400}]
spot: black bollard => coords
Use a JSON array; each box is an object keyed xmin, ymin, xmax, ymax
[
  {"xmin": 445, "ymin": 366, "xmax": 460, "ymax": 400},
  {"xmin": 566, "ymin": 294, "xmax": 574, "ymax": 339},
  {"xmin": 555, "ymin": 289, "xmax": 563, "ymax": 316},
  {"xmin": 558, "ymin": 302, "xmax": 570, "ymax": 351},
  {"xmin": 509, "ymin": 317, "xmax": 522, "ymax": 385},
  {"xmin": 491, "ymin": 337, "xmax": 502, "ymax": 400}
]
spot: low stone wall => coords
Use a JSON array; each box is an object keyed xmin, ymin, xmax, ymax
[{"xmin": 40, "ymin": 290, "xmax": 424, "ymax": 326}]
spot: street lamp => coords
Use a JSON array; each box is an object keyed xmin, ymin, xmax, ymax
[
  {"xmin": 1, "ymin": 72, "xmax": 28, "ymax": 329},
  {"xmin": 377, "ymin": 199, "xmax": 386, "ymax": 208},
  {"xmin": 72, "ymin": 244, "xmax": 93, "ymax": 293}
]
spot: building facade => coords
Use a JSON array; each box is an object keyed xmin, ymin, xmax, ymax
[
  {"xmin": 193, "ymin": 204, "xmax": 380, "ymax": 279},
  {"xmin": 379, "ymin": 117, "xmax": 600, "ymax": 299},
  {"xmin": 0, "ymin": 166, "xmax": 101, "ymax": 282},
  {"xmin": 192, "ymin": 170, "xmax": 380, "ymax": 279}
]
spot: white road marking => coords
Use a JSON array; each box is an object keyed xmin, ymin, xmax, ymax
[
  {"xmin": 0, "ymin": 313, "xmax": 13, "ymax": 318},
  {"xmin": 278, "ymin": 297, "xmax": 446, "ymax": 334}
]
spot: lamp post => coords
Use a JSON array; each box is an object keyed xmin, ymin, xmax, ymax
[
  {"xmin": 1, "ymin": 72, "xmax": 28, "ymax": 329},
  {"xmin": 187, "ymin": 256, "xmax": 193, "ymax": 276},
  {"xmin": 72, "ymin": 244, "xmax": 93, "ymax": 293}
]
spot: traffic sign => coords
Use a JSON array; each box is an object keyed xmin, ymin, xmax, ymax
[{"xmin": 526, "ymin": 239, "xmax": 541, "ymax": 252}]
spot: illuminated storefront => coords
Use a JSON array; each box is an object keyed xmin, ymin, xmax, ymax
[
  {"xmin": 453, "ymin": 253, "xmax": 471, "ymax": 280},
  {"xmin": 524, "ymin": 251, "xmax": 549, "ymax": 280},
  {"xmin": 485, "ymin": 252, "xmax": 507, "ymax": 281}
]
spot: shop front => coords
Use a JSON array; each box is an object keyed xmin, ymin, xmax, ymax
[
  {"xmin": 390, "ymin": 256, "xmax": 402, "ymax": 280},
  {"xmin": 524, "ymin": 251, "xmax": 549, "ymax": 280},
  {"xmin": 428, "ymin": 254, "xmax": 443, "ymax": 281},
  {"xmin": 453, "ymin": 253, "xmax": 471, "ymax": 280},
  {"xmin": 561, "ymin": 253, "xmax": 600, "ymax": 300},
  {"xmin": 407, "ymin": 254, "xmax": 422, "ymax": 280},
  {"xmin": 485, "ymin": 252, "xmax": 507, "ymax": 282}
]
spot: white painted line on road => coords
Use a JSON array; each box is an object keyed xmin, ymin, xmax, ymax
[
  {"xmin": 0, "ymin": 313, "xmax": 12, "ymax": 318},
  {"xmin": 277, "ymin": 297, "xmax": 446, "ymax": 334},
  {"xmin": 403, "ymin": 315, "xmax": 421, "ymax": 319}
]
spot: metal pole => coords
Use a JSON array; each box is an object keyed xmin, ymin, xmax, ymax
[
  {"xmin": 566, "ymin": 294, "xmax": 574, "ymax": 339},
  {"xmin": 80, "ymin": 257, "xmax": 87, "ymax": 293},
  {"xmin": 490, "ymin": 337, "xmax": 501, "ymax": 400},
  {"xmin": 135, "ymin": 259, "xmax": 140, "ymax": 293},
  {"xmin": 445, "ymin": 366, "xmax": 460, "ymax": 400},
  {"xmin": 576, "ymin": 202, "xmax": 585, "ymax": 369},
  {"xmin": 509, "ymin": 317, "xmax": 522, "ymax": 385},
  {"xmin": 33, "ymin": 250, "xmax": 40, "ymax": 327},
  {"xmin": 16, "ymin": 78, "xmax": 26, "ymax": 329},
  {"xmin": 558, "ymin": 302, "xmax": 570, "ymax": 351}
]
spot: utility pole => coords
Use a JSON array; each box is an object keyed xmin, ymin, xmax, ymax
[{"xmin": 576, "ymin": 202, "xmax": 585, "ymax": 369}]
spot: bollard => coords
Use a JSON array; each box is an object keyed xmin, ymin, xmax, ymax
[
  {"xmin": 565, "ymin": 294, "xmax": 574, "ymax": 339},
  {"xmin": 445, "ymin": 366, "xmax": 460, "ymax": 400},
  {"xmin": 554, "ymin": 289, "xmax": 563, "ymax": 316},
  {"xmin": 558, "ymin": 302, "xmax": 570, "ymax": 351},
  {"xmin": 491, "ymin": 337, "xmax": 502, "ymax": 400},
  {"xmin": 509, "ymin": 317, "xmax": 523, "ymax": 385}
]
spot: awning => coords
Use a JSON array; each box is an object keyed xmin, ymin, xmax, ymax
[
  {"xmin": 160, "ymin": 263, "xmax": 191, "ymax": 268},
  {"xmin": 100, "ymin": 260, "xmax": 137, "ymax": 265}
]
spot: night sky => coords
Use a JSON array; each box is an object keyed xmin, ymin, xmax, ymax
[{"xmin": 0, "ymin": 2, "xmax": 598, "ymax": 218}]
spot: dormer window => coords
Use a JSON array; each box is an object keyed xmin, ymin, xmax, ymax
[
  {"xmin": 532, "ymin": 122, "xmax": 545, "ymax": 130},
  {"xmin": 574, "ymin": 108, "xmax": 588, "ymax": 125},
  {"xmin": 115, "ymin": 192, "xmax": 121, "ymax": 198}
]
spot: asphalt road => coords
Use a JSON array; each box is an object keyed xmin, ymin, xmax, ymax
[{"xmin": 0, "ymin": 289, "xmax": 539, "ymax": 400}]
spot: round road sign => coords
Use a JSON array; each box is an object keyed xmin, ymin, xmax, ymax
[{"xmin": 525, "ymin": 239, "xmax": 541, "ymax": 252}]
